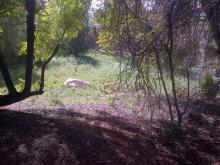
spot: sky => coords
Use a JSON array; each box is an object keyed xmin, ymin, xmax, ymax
[
  {"xmin": 89, "ymin": 0, "xmax": 104, "ymax": 22},
  {"xmin": 90, "ymin": 0, "xmax": 104, "ymax": 12}
]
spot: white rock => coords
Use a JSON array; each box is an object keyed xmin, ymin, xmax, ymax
[{"xmin": 64, "ymin": 79, "xmax": 89, "ymax": 88}]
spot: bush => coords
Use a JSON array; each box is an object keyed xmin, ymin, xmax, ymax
[
  {"xmin": 188, "ymin": 112, "xmax": 203, "ymax": 125},
  {"xmin": 161, "ymin": 122, "xmax": 182, "ymax": 142},
  {"xmin": 201, "ymin": 75, "xmax": 218, "ymax": 101},
  {"xmin": 65, "ymin": 30, "xmax": 89, "ymax": 56}
]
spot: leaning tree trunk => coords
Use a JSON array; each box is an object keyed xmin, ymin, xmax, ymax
[
  {"xmin": 155, "ymin": 49, "xmax": 174, "ymax": 122},
  {"xmin": 0, "ymin": 0, "xmax": 62, "ymax": 106},
  {"xmin": 0, "ymin": 0, "xmax": 37, "ymax": 106},
  {"xmin": 0, "ymin": 49, "xmax": 17, "ymax": 94}
]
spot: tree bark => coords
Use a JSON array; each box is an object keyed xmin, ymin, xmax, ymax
[
  {"xmin": 0, "ymin": 49, "xmax": 17, "ymax": 94},
  {"xmin": 23, "ymin": 0, "xmax": 36, "ymax": 93},
  {"xmin": 0, "ymin": 0, "xmax": 40, "ymax": 107},
  {"xmin": 166, "ymin": 0, "xmax": 182, "ymax": 126},
  {"xmin": 39, "ymin": 44, "xmax": 60, "ymax": 91},
  {"xmin": 155, "ymin": 49, "xmax": 174, "ymax": 122},
  {"xmin": 200, "ymin": 0, "xmax": 220, "ymax": 56},
  {"xmin": 39, "ymin": 30, "xmax": 65, "ymax": 91},
  {"xmin": 0, "ymin": 91, "xmax": 43, "ymax": 106}
]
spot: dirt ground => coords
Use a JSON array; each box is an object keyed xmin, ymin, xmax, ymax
[{"xmin": 0, "ymin": 102, "xmax": 220, "ymax": 165}]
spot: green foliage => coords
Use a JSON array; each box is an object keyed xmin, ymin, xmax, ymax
[
  {"xmin": 161, "ymin": 122, "xmax": 182, "ymax": 142},
  {"xmin": 0, "ymin": 26, "xmax": 3, "ymax": 33},
  {"xmin": 93, "ymin": 1, "xmax": 121, "ymax": 49},
  {"xmin": 15, "ymin": 78, "xmax": 25, "ymax": 92},
  {"xmin": 0, "ymin": 0, "xmax": 23, "ymax": 17},
  {"xmin": 201, "ymin": 75, "xmax": 218, "ymax": 101},
  {"xmin": 34, "ymin": 0, "xmax": 89, "ymax": 61},
  {"xmin": 94, "ymin": 0, "xmax": 159, "ymax": 51},
  {"xmin": 97, "ymin": 31, "xmax": 115, "ymax": 50},
  {"xmin": 0, "ymin": 15, "xmax": 25, "ymax": 58},
  {"xmin": 67, "ymin": 30, "xmax": 89, "ymax": 56},
  {"xmin": 18, "ymin": 42, "xmax": 27, "ymax": 56},
  {"xmin": 0, "ymin": 51, "xmax": 120, "ymax": 105},
  {"xmin": 41, "ymin": 52, "xmax": 119, "ymax": 105},
  {"xmin": 49, "ymin": 91, "xmax": 64, "ymax": 107},
  {"xmin": 0, "ymin": 0, "xmax": 90, "ymax": 61}
]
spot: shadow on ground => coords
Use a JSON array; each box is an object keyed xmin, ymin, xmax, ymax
[
  {"xmin": 75, "ymin": 54, "xmax": 99, "ymax": 67},
  {"xmin": 0, "ymin": 107, "xmax": 219, "ymax": 165}
]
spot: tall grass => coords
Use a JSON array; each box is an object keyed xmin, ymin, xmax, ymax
[
  {"xmin": 0, "ymin": 51, "xmax": 200, "ymax": 107},
  {"xmin": 26, "ymin": 51, "xmax": 120, "ymax": 106}
]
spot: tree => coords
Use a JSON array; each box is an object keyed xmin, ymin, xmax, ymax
[
  {"xmin": 200, "ymin": 0, "xmax": 220, "ymax": 57},
  {"xmin": 0, "ymin": 0, "xmax": 89, "ymax": 106},
  {"xmin": 94, "ymin": 0, "xmax": 220, "ymax": 126}
]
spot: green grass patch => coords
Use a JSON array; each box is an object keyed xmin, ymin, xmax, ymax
[
  {"xmin": 33, "ymin": 51, "xmax": 120, "ymax": 106},
  {"xmin": 0, "ymin": 51, "xmax": 200, "ymax": 107}
]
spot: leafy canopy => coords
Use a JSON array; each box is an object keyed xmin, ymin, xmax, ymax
[{"xmin": 18, "ymin": 0, "xmax": 89, "ymax": 61}]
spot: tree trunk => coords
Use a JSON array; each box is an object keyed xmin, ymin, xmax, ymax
[
  {"xmin": 200, "ymin": 0, "xmax": 220, "ymax": 56},
  {"xmin": 39, "ymin": 31, "xmax": 65, "ymax": 91},
  {"xmin": 186, "ymin": 68, "xmax": 190, "ymax": 111},
  {"xmin": 166, "ymin": 0, "xmax": 182, "ymax": 126},
  {"xmin": 155, "ymin": 49, "xmax": 174, "ymax": 122},
  {"xmin": 0, "ymin": 49, "xmax": 17, "ymax": 94},
  {"xmin": 23, "ymin": 0, "xmax": 36, "ymax": 93},
  {"xmin": 0, "ymin": 91, "xmax": 43, "ymax": 106},
  {"xmin": 39, "ymin": 44, "xmax": 60, "ymax": 91}
]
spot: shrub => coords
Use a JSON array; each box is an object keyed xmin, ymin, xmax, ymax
[
  {"xmin": 188, "ymin": 112, "xmax": 203, "ymax": 125},
  {"xmin": 201, "ymin": 75, "xmax": 218, "ymax": 101},
  {"xmin": 161, "ymin": 122, "xmax": 182, "ymax": 142}
]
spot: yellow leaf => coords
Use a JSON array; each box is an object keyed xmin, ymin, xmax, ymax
[
  {"xmin": 0, "ymin": 26, "xmax": 3, "ymax": 33},
  {"xmin": 18, "ymin": 42, "xmax": 27, "ymax": 56}
]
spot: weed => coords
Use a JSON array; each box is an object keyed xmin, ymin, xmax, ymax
[{"xmin": 201, "ymin": 75, "xmax": 218, "ymax": 101}]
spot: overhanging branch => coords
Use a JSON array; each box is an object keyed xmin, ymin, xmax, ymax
[
  {"xmin": 0, "ymin": 49, "xmax": 17, "ymax": 94},
  {"xmin": 39, "ymin": 31, "xmax": 66, "ymax": 91},
  {"xmin": 0, "ymin": 91, "xmax": 43, "ymax": 107}
]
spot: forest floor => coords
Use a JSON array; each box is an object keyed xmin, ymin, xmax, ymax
[
  {"xmin": 1, "ymin": 51, "xmax": 220, "ymax": 164},
  {"xmin": 0, "ymin": 101, "xmax": 220, "ymax": 165}
]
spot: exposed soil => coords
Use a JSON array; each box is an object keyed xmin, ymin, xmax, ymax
[{"xmin": 0, "ymin": 102, "xmax": 220, "ymax": 165}]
